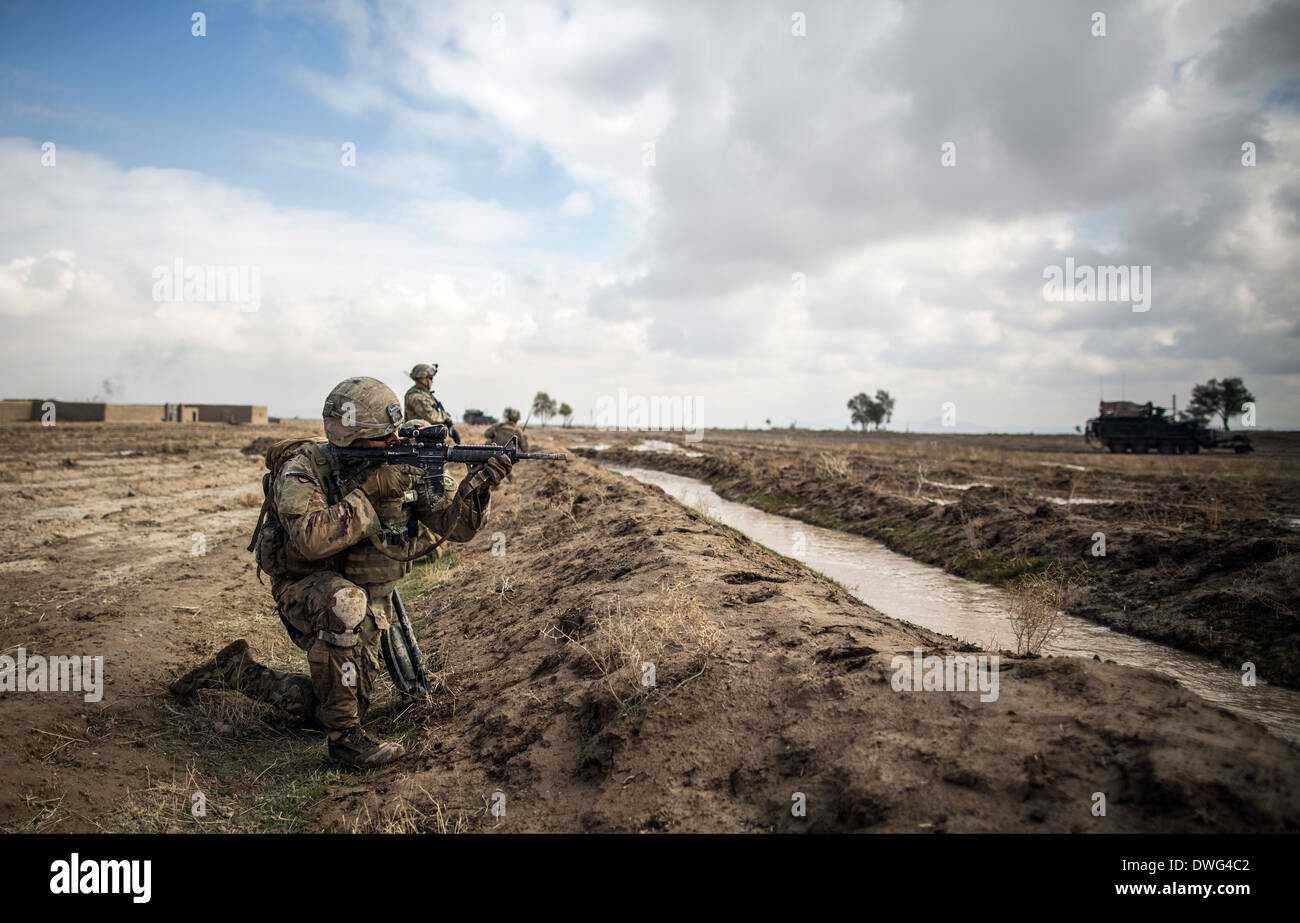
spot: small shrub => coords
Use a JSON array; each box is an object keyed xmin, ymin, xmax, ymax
[{"xmin": 1006, "ymin": 572, "xmax": 1069, "ymax": 656}]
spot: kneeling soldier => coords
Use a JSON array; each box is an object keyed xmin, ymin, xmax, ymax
[{"xmin": 170, "ymin": 376, "xmax": 510, "ymax": 769}]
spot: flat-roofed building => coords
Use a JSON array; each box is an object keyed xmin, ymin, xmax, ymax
[
  {"xmin": 0, "ymin": 400, "xmax": 268, "ymax": 424},
  {"xmin": 191, "ymin": 404, "xmax": 269, "ymax": 424}
]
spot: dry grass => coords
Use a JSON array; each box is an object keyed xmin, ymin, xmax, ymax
[
  {"xmin": 1006, "ymin": 572, "xmax": 1070, "ymax": 656},
  {"xmin": 346, "ymin": 789, "xmax": 474, "ymax": 834},
  {"xmin": 958, "ymin": 509, "xmax": 985, "ymax": 549},
  {"xmin": 816, "ymin": 451, "xmax": 850, "ymax": 479},
  {"xmin": 544, "ymin": 579, "xmax": 723, "ymax": 705}
]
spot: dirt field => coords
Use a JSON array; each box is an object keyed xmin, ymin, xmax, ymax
[
  {"xmin": 0, "ymin": 421, "xmax": 1297, "ymax": 832},
  {"xmin": 581, "ymin": 427, "xmax": 1300, "ymax": 690}
]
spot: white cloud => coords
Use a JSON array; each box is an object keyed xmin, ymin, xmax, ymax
[
  {"xmin": 560, "ymin": 191, "xmax": 593, "ymax": 216},
  {"xmin": 5, "ymin": 0, "xmax": 1299, "ymax": 429}
]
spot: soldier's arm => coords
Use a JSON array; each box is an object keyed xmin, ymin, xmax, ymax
[
  {"xmin": 275, "ymin": 463, "xmax": 381, "ymax": 561},
  {"xmin": 412, "ymin": 476, "xmax": 493, "ymax": 545}
]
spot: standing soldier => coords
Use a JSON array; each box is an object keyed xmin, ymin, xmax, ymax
[
  {"xmin": 484, "ymin": 407, "xmax": 529, "ymax": 452},
  {"xmin": 405, "ymin": 363, "xmax": 464, "ymax": 489},
  {"xmin": 404, "ymin": 363, "xmax": 461, "ymax": 443},
  {"xmin": 169, "ymin": 376, "xmax": 511, "ymax": 769}
]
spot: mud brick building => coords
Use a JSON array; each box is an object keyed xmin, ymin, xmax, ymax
[
  {"xmin": 189, "ymin": 404, "xmax": 269, "ymax": 425},
  {"xmin": 0, "ymin": 400, "xmax": 37, "ymax": 422},
  {"xmin": 0, "ymin": 400, "xmax": 267, "ymax": 424}
]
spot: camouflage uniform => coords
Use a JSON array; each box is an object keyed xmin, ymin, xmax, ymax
[
  {"xmin": 172, "ymin": 376, "xmax": 505, "ymax": 766},
  {"xmin": 265, "ymin": 443, "xmax": 487, "ymax": 736},
  {"xmin": 405, "ymin": 364, "xmax": 463, "ymax": 487},
  {"xmin": 404, "ymin": 383, "xmax": 452, "ymax": 428},
  {"xmin": 404, "ymin": 364, "xmax": 452, "ymax": 429}
]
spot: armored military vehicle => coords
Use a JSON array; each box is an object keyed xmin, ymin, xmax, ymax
[
  {"xmin": 462, "ymin": 409, "xmax": 498, "ymax": 426},
  {"xmin": 1084, "ymin": 401, "xmax": 1252, "ymax": 454}
]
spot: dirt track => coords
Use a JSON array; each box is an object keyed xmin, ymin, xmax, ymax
[{"xmin": 0, "ymin": 422, "xmax": 1297, "ymax": 832}]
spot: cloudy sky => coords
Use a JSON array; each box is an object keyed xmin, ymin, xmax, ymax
[{"xmin": 1, "ymin": 0, "xmax": 1297, "ymax": 431}]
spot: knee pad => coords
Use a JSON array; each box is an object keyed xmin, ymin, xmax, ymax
[{"xmin": 320, "ymin": 586, "xmax": 368, "ymax": 647}]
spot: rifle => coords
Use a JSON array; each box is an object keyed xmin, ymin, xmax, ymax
[
  {"xmin": 336, "ymin": 423, "xmax": 566, "ymax": 699},
  {"xmin": 333, "ymin": 423, "xmax": 567, "ymax": 499}
]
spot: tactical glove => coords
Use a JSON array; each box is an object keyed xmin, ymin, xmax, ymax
[
  {"xmin": 457, "ymin": 455, "xmax": 513, "ymax": 497},
  {"xmin": 358, "ymin": 464, "xmax": 422, "ymax": 502}
]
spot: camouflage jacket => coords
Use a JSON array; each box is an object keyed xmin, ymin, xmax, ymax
[
  {"xmin": 483, "ymin": 421, "xmax": 528, "ymax": 451},
  {"xmin": 404, "ymin": 384, "xmax": 451, "ymax": 426},
  {"xmin": 272, "ymin": 442, "xmax": 486, "ymax": 586}
]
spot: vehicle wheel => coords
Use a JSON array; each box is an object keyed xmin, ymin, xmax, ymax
[
  {"xmin": 1158, "ymin": 442, "xmax": 1175, "ymax": 454},
  {"xmin": 1106, "ymin": 443, "xmax": 1120, "ymax": 453},
  {"xmin": 1235, "ymin": 445, "xmax": 1250, "ymax": 454}
]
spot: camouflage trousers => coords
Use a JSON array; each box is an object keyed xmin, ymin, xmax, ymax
[{"xmin": 236, "ymin": 572, "xmax": 398, "ymax": 740}]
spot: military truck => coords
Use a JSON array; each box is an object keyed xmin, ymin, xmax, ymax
[
  {"xmin": 1084, "ymin": 401, "xmax": 1252, "ymax": 454},
  {"xmin": 462, "ymin": 409, "xmax": 497, "ymax": 426}
]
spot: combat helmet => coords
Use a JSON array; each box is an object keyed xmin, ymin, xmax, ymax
[
  {"xmin": 322, "ymin": 377, "xmax": 403, "ymax": 447},
  {"xmin": 409, "ymin": 363, "xmax": 438, "ymax": 380},
  {"xmin": 504, "ymin": 407, "xmax": 521, "ymax": 423}
]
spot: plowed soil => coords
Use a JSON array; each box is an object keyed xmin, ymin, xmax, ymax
[{"xmin": 0, "ymin": 422, "xmax": 1296, "ymax": 833}]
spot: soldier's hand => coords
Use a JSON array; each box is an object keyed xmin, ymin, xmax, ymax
[
  {"xmin": 458, "ymin": 455, "xmax": 513, "ymax": 496},
  {"xmin": 480, "ymin": 455, "xmax": 512, "ymax": 489},
  {"xmin": 358, "ymin": 464, "xmax": 422, "ymax": 502}
]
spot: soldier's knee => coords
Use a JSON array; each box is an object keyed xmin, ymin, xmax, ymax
[{"xmin": 317, "ymin": 584, "xmax": 367, "ymax": 647}]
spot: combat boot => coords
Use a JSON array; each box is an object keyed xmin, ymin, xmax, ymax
[
  {"xmin": 169, "ymin": 639, "xmax": 251, "ymax": 698},
  {"xmin": 328, "ymin": 728, "xmax": 406, "ymax": 770}
]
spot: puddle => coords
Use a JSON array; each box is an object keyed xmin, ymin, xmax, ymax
[
  {"xmin": 607, "ymin": 464, "xmax": 1300, "ymax": 744},
  {"xmin": 629, "ymin": 439, "xmax": 704, "ymax": 457}
]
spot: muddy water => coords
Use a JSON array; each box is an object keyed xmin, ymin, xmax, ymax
[{"xmin": 607, "ymin": 464, "xmax": 1300, "ymax": 744}]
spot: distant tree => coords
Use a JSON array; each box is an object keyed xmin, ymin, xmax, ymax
[
  {"xmin": 531, "ymin": 392, "xmax": 557, "ymax": 425},
  {"xmin": 873, "ymin": 389, "xmax": 896, "ymax": 429},
  {"xmin": 1186, "ymin": 377, "xmax": 1255, "ymax": 431},
  {"xmin": 847, "ymin": 392, "xmax": 879, "ymax": 432},
  {"xmin": 558, "ymin": 402, "xmax": 574, "ymax": 427}
]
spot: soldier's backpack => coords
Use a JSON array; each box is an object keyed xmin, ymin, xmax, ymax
[{"xmin": 246, "ymin": 437, "xmax": 336, "ymax": 581}]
